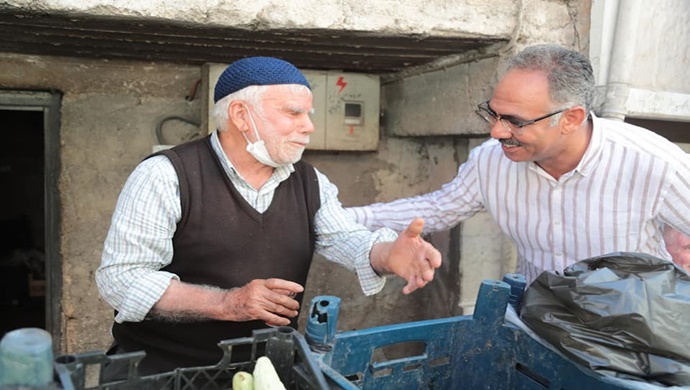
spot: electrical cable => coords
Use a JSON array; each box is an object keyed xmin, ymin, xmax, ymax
[{"xmin": 154, "ymin": 115, "xmax": 200, "ymax": 145}]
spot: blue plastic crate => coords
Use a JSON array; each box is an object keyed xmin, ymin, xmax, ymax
[
  {"xmin": 305, "ymin": 276, "xmax": 644, "ymax": 390},
  {"xmin": 28, "ymin": 275, "xmax": 666, "ymax": 389}
]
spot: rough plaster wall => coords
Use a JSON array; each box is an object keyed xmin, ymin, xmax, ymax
[
  {"xmin": 0, "ymin": 53, "xmax": 201, "ymax": 353},
  {"xmin": 386, "ymin": 57, "xmax": 499, "ymax": 137},
  {"xmin": 0, "ymin": 0, "xmax": 591, "ymax": 357},
  {"xmin": 630, "ymin": 0, "xmax": 690, "ymax": 92},
  {"xmin": 5, "ymin": 0, "xmax": 516, "ymax": 37}
]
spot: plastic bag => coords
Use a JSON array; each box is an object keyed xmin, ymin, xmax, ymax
[{"xmin": 519, "ymin": 252, "xmax": 690, "ymax": 387}]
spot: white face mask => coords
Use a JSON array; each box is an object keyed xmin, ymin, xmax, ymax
[{"xmin": 241, "ymin": 106, "xmax": 283, "ymax": 168}]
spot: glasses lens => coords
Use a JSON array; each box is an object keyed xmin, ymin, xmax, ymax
[
  {"xmin": 479, "ymin": 104, "xmax": 495, "ymax": 120},
  {"xmin": 500, "ymin": 119, "xmax": 522, "ymax": 135},
  {"xmin": 475, "ymin": 108, "xmax": 492, "ymax": 124}
]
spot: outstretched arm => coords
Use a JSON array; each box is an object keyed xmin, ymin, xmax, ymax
[{"xmin": 369, "ymin": 218, "xmax": 442, "ymax": 294}]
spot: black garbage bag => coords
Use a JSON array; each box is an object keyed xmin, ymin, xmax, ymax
[{"xmin": 519, "ymin": 252, "xmax": 690, "ymax": 387}]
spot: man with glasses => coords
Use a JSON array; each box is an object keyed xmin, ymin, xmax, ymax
[{"xmin": 349, "ymin": 44, "xmax": 690, "ymax": 284}]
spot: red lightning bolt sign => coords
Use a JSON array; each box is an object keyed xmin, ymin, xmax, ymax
[{"xmin": 336, "ymin": 76, "xmax": 347, "ymax": 94}]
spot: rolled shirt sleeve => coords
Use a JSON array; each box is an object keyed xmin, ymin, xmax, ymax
[{"xmin": 96, "ymin": 156, "xmax": 182, "ymax": 323}]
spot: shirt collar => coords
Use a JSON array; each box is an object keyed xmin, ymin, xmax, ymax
[{"xmin": 571, "ymin": 112, "xmax": 604, "ymax": 177}]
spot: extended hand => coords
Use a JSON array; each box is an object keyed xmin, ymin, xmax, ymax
[{"xmin": 372, "ymin": 218, "xmax": 442, "ymax": 294}]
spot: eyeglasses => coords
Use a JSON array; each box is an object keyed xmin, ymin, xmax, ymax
[{"xmin": 475, "ymin": 100, "xmax": 567, "ymax": 136}]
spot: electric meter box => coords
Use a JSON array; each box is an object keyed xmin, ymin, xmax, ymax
[{"xmin": 203, "ymin": 63, "xmax": 380, "ymax": 151}]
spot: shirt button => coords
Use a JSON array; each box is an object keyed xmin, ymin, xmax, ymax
[
  {"xmin": 555, "ymin": 252, "xmax": 562, "ymax": 257},
  {"xmin": 554, "ymin": 221, "xmax": 561, "ymax": 225}
]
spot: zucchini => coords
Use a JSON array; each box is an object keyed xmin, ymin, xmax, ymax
[
  {"xmin": 232, "ymin": 371, "xmax": 254, "ymax": 390},
  {"xmin": 253, "ymin": 356, "xmax": 286, "ymax": 390}
]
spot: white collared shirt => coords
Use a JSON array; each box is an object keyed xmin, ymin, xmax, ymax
[{"xmin": 349, "ymin": 114, "xmax": 690, "ymax": 283}]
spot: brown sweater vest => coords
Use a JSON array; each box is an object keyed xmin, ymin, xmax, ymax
[{"xmin": 111, "ymin": 136, "xmax": 320, "ymax": 374}]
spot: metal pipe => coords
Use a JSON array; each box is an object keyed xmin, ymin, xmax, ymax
[{"xmin": 600, "ymin": 0, "xmax": 643, "ymax": 121}]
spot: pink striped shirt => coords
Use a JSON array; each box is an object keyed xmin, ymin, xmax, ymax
[{"xmin": 349, "ymin": 114, "xmax": 690, "ymax": 283}]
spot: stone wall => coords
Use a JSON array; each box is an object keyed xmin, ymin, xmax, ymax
[{"xmin": 0, "ymin": 0, "xmax": 592, "ymax": 355}]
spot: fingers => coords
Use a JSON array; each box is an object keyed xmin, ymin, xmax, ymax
[
  {"xmin": 402, "ymin": 281, "xmax": 416, "ymax": 295},
  {"xmin": 273, "ymin": 289, "xmax": 298, "ymax": 298},
  {"xmin": 264, "ymin": 303, "xmax": 299, "ymax": 326},
  {"xmin": 403, "ymin": 217, "xmax": 425, "ymax": 238},
  {"xmin": 402, "ymin": 249, "xmax": 440, "ymax": 295},
  {"xmin": 265, "ymin": 278, "xmax": 304, "ymax": 295},
  {"xmin": 402, "ymin": 275, "xmax": 428, "ymax": 295},
  {"xmin": 426, "ymin": 246, "xmax": 443, "ymax": 269},
  {"xmin": 229, "ymin": 279, "xmax": 303, "ymax": 323}
]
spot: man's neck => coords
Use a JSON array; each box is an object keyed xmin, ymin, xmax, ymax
[
  {"xmin": 221, "ymin": 135, "xmax": 274, "ymax": 190},
  {"xmin": 537, "ymin": 120, "xmax": 593, "ymax": 180}
]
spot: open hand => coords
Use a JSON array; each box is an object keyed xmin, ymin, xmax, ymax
[{"xmin": 372, "ymin": 218, "xmax": 442, "ymax": 294}]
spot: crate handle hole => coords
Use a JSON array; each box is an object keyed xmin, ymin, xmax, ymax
[
  {"xmin": 403, "ymin": 363, "xmax": 422, "ymax": 372},
  {"xmin": 515, "ymin": 362, "xmax": 550, "ymax": 388},
  {"xmin": 372, "ymin": 367, "xmax": 393, "ymax": 378},
  {"xmin": 372, "ymin": 341, "xmax": 426, "ymax": 363},
  {"xmin": 428, "ymin": 356, "xmax": 449, "ymax": 367},
  {"xmin": 345, "ymin": 372, "xmax": 362, "ymax": 382}
]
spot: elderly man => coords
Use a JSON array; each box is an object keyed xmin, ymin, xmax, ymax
[
  {"xmin": 349, "ymin": 44, "xmax": 690, "ymax": 283},
  {"xmin": 96, "ymin": 57, "xmax": 441, "ymax": 376}
]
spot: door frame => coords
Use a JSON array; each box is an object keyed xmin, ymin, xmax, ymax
[{"xmin": 0, "ymin": 90, "xmax": 62, "ymax": 349}]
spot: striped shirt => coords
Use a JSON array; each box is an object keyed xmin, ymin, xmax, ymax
[
  {"xmin": 349, "ymin": 114, "xmax": 690, "ymax": 283},
  {"xmin": 97, "ymin": 131, "xmax": 396, "ymax": 323}
]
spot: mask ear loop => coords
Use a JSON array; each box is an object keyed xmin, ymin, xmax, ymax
[{"xmin": 241, "ymin": 104, "xmax": 262, "ymax": 145}]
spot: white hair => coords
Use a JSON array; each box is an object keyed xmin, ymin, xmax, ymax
[{"xmin": 212, "ymin": 84, "xmax": 311, "ymax": 132}]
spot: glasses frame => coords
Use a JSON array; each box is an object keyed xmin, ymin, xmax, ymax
[{"xmin": 475, "ymin": 100, "xmax": 567, "ymax": 136}]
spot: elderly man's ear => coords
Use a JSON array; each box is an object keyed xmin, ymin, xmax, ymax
[{"xmin": 228, "ymin": 101, "xmax": 251, "ymax": 132}]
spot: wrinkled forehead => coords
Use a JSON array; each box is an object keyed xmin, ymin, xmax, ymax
[
  {"xmin": 259, "ymin": 84, "xmax": 313, "ymax": 111},
  {"xmin": 262, "ymin": 84, "xmax": 312, "ymax": 100}
]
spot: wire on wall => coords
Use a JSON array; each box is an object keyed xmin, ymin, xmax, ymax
[{"xmin": 155, "ymin": 115, "xmax": 201, "ymax": 145}]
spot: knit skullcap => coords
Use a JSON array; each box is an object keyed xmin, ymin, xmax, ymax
[{"xmin": 214, "ymin": 57, "xmax": 311, "ymax": 103}]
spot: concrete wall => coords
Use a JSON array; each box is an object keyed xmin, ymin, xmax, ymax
[
  {"xmin": 590, "ymin": 0, "xmax": 690, "ymax": 121},
  {"xmin": 5, "ymin": 0, "xmax": 516, "ymax": 37},
  {"xmin": 0, "ymin": 54, "xmax": 201, "ymax": 352},
  {"xmin": 0, "ymin": 0, "xmax": 591, "ymax": 355}
]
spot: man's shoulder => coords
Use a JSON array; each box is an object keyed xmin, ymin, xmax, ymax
[
  {"xmin": 598, "ymin": 117, "xmax": 687, "ymax": 162},
  {"xmin": 292, "ymin": 160, "xmax": 320, "ymax": 186}
]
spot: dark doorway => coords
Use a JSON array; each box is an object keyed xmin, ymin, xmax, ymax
[
  {"xmin": 0, "ymin": 91, "xmax": 61, "ymax": 348},
  {"xmin": 0, "ymin": 109, "xmax": 46, "ymax": 337}
]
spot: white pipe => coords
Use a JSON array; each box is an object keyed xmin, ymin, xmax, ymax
[{"xmin": 600, "ymin": 0, "xmax": 644, "ymax": 121}]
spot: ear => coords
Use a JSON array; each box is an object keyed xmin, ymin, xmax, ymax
[
  {"xmin": 560, "ymin": 106, "xmax": 587, "ymax": 135},
  {"xmin": 228, "ymin": 101, "xmax": 250, "ymax": 132}
]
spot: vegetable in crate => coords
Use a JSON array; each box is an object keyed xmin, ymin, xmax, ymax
[
  {"xmin": 253, "ymin": 356, "xmax": 286, "ymax": 390},
  {"xmin": 232, "ymin": 371, "xmax": 253, "ymax": 390}
]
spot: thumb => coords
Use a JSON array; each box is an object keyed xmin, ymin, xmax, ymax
[{"xmin": 403, "ymin": 218, "xmax": 425, "ymax": 238}]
